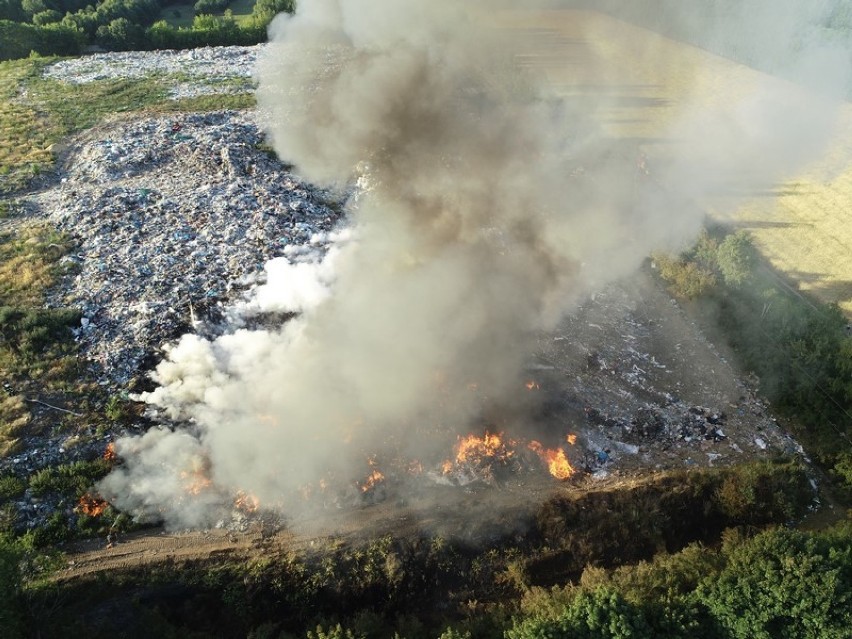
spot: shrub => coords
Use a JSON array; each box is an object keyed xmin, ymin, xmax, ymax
[
  {"xmin": 653, "ymin": 253, "xmax": 717, "ymax": 299},
  {"xmin": 0, "ymin": 474, "xmax": 25, "ymax": 500},
  {"xmin": 251, "ymin": 0, "xmax": 294, "ymax": 20},
  {"xmin": 27, "ymin": 510, "xmax": 72, "ymax": 546},
  {"xmin": 715, "ymin": 230, "xmax": 756, "ymax": 288},
  {"xmin": 713, "ymin": 460, "xmax": 813, "ymax": 525},
  {"xmin": 28, "ymin": 459, "xmax": 111, "ymax": 498},
  {"xmin": 306, "ymin": 625, "xmax": 363, "ymax": 639},
  {"xmin": 193, "ymin": 0, "xmax": 227, "ymax": 14},
  {"xmin": 0, "ymin": 306, "xmax": 80, "ymax": 357},
  {"xmin": 832, "ymin": 451, "xmax": 852, "ymax": 490},
  {"xmin": 507, "ymin": 587, "xmax": 656, "ymax": 639},
  {"xmin": 0, "ymin": 535, "xmax": 24, "ymax": 638},
  {"xmin": 701, "ymin": 527, "xmax": 852, "ymax": 639},
  {"xmin": 0, "ymin": 20, "xmax": 84, "ymax": 59},
  {"xmin": 95, "ymin": 16, "xmax": 144, "ymax": 50},
  {"xmin": 32, "ymin": 8, "xmax": 61, "ymax": 25},
  {"xmin": 0, "ymin": 0, "xmax": 25, "ymax": 21}
]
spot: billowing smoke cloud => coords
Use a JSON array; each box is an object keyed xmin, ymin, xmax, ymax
[{"xmin": 99, "ymin": 0, "xmax": 850, "ymax": 528}]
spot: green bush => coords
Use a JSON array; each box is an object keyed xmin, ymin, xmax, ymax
[
  {"xmin": 193, "ymin": 0, "xmax": 227, "ymax": 13},
  {"xmin": 31, "ymin": 8, "xmax": 61, "ymax": 25},
  {"xmin": 27, "ymin": 510, "xmax": 72, "ymax": 546},
  {"xmin": 712, "ymin": 460, "xmax": 813, "ymax": 525},
  {"xmin": 508, "ymin": 587, "xmax": 656, "ymax": 639},
  {"xmin": 653, "ymin": 252, "xmax": 717, "ymax": 299},
  {"xmin": 0, "ymin": 0, "xmax": 25, "ymax": 21},
  {"xmin": 832, "ymin": 451, "xmax": 852, "ymax": 490},
  {"xmin": 95, "ymin": 16, "xmax": 145, "ymax": 49},
  {"xmin": 701, "ymin": 527, "xmax": 852, "ymax": 639},
  {"xmin": 654, "ymin": 227, "xmax": 852, "ymax": 466},
  {"xmin": 0, "ymin": 19, "xmax": 84, "ymax": 60},
  {"xmin": 28, "ymin": 458, "xmax": 111, "ymax": 498},
  {"xmin": 0, "ymin": 306, "xmax": 80, "ymax": 357},
  {"xmin": 306, "ymin": 625, "xmax": 363, "ymax": 639},
  {"xmin": 715, "ymin": 231, "xmax": 756, "ymax": 288},
  {"xmin": 27, "ymin": 467, "xmax": 58, "ymax": 497},
  {"xmin": 0, "ymin": 474, "xmax": 25, "ymax": 500},
  {"xmin": 0, "ymin": 534, "xmax": 24, "ymax": 638},
  {"xmin": 251, "ymin": 0, "xmax": 293, "ymax": 21}
]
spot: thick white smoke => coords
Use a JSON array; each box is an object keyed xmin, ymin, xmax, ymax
[{"xmin": 99, "ymin": 0, "xmax": 850, "ymax": 529}]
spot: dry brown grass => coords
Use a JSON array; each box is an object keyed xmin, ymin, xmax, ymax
[
  {"xmin": 0, "ymin": 59, "xmax": 55, "ymax": 192},
  {"xmin": 0, "ymin": 394, "xmax": 29, "ymax": 458},
  {"xmin": 499, "ymin": 9, "xmax": 852, "ymax": 314},
  {"xmin": 0, "ymin": 224, "xmax": 71, "ymax": 306}
]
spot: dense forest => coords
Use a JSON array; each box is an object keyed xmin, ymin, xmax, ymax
[{"xmin": 0, "ymin": 0, "xmax": 294, "ymax": 59}]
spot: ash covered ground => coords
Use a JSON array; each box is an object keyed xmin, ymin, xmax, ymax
[{"xmin": 6, "ymin": 45, "xmax": 807, "ymax": 537}]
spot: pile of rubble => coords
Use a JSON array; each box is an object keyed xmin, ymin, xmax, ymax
[
  {"xmin": 41, "ymin": 45, "xmax": 262, "ymax": 100},
  {"xmin": 30, "ymin": 110, "xmax": 342, "ymax": 386},
  {"xmin": 533, "ymin": 279, "xmax": 806, "ymax": 475}
]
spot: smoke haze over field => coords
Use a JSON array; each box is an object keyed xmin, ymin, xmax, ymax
[{"xmin": 100, "ymin": 0, "xmax": 852, "ymax": 528}]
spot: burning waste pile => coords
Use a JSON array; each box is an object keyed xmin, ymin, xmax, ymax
[{"xmin": 91, "ymin": 0, "xmax": 846, "ymax": 532}]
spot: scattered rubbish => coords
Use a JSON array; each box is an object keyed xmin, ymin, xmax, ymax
[
  {"xmin": 32, "ymin": 110, "xmax": 342, "ymax": 387},
  {"xmin": 42, "ymin": 45, "xmax": 261, "ymax": 101}
]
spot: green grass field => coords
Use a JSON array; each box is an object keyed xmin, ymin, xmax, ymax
[
  {"xmin": 228, "ymin": 0, "xmax": 257, "ymax": 24},
  {"xmin": 158, "ymin": 0, "xmax": 256, "ymax": 28},
  {"xmin": 158, "ymin": 3, "xmax": 196, "ymax": 28}
]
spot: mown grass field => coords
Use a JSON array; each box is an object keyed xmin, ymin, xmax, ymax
[{"xmin": 500, "ymin": 9, "xmax": 852, "ymax": 314}]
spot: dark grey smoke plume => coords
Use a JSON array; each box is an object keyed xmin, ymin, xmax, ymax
[{"xmin": 99, "ymin": 0, "xmax": 849, "ymax": 528}]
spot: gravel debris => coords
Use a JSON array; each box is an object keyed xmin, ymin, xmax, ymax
[
  {"xmin": 30, "ymin": 109, "xmax": 342, "ymax": 387},
  {"xmin": 42, "ymin": 45, "xmax": 262, "ymax": 100}
]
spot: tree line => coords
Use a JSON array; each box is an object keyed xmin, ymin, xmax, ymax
[{"xmin": 0, "ymin": 0, "xmax": 294, "ymax": 60}]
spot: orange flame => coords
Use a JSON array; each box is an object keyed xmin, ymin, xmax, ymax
[
  {"xmin": 104, "ymin": 442, "xmax": 117, "ymax": 462},
  {"xmin": 234, "ymin": 491, "xmax": 260, "ymax": 513},
  {"xmin": 78, "ymin": 493, "xmax": 109, "ymax": 517},
  {"xmin": 180, "ymin": 465, "xmax": 213, "ymax": 496},
  {"xmin": 455, "ymin": 431, "xmax": 513, "ymax": 464},
  {"xmin": 528, "ymin": 441, "xmax": 575, "ymax": 480},
  {"xmin": 440, "ymin": 431, "xmax": 516, "ymax": 477},
  {"xmin": 566, "ymin": 433, "xmax": 577, "ymax": 446},
  {"xmin": 360, "ymin": 469, "xmax": 385, "ymax": 492},
  {"xmin": 525, "ymin": 380, "xmax": 540, "ymax": 390}
]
